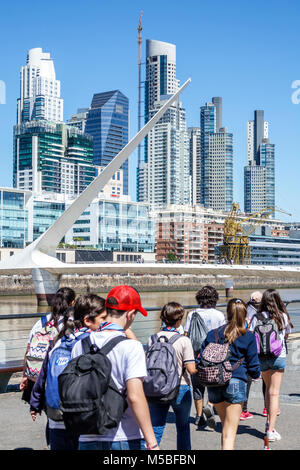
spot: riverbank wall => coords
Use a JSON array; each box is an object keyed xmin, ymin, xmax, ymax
[{"xmin": 1, "ymin": 272, "xmax": 300, "ymax": 295}]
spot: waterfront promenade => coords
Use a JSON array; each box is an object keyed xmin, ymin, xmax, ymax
[{"xmin": 1, "ymin": 334, "xmax": 299, "ymax": 451}]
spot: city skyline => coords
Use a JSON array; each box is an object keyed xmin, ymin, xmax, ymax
[{"xmin": 0, "ymin": 0, "xmax": 299, "ymax": 221}]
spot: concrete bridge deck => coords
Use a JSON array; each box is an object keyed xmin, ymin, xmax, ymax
[{"xmin": 1, "ymin": 335, "xmax": 299, "ymax": 451}]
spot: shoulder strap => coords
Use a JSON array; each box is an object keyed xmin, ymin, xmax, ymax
[
  {"xmin": 256, "ymin": 312, "xmax": 267, "ymax": 322},
  {"xmin": 150, "ymin": 334, "xmax": 158, "ymax": 344},
  {"xmin": 167, "ymin": 333, "xmax": 183, "ymax": 346},
  {"xmin": 231, "ymin": 357, "xmax": 245, "ymax": 370},
  {"xmin": 100, "ymin": 335, "xmax": 128, "ymax": 356},
  {"xmin": 82, "ymin": 335, "xmax": 92, "ymax": 354},
  {"xmin": 214, "ymin": 328, "xmax": 220, "ymax": 343},
  {"xmin": 41, "ymin": 315, "xmax": 48, "ymax": 328},
  {"xmin": 214, "ymin": 325, "xmax": 228, "ymax": 344}
]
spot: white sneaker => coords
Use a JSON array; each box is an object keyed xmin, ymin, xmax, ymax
[{"xmin": 267, "ymin": 429, "xmax": 281, "ymax": 441}]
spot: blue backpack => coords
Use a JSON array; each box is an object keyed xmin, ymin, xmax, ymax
[{"xmin": 45, "ymin": 335, "xmax": 83, "ymax": 421}]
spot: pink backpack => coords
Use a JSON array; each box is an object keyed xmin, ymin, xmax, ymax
[{"xmin": 196, "ymin": 328, "xmax": 244, "ymax": 387}]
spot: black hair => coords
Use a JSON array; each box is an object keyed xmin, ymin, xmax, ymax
[
  {"xmin": 160, "ymin": 302, "xmax": 185, "ymax": 327},
  {"xmin": 73, "ymin": 294, "xmax": 105, "ymax": 329},
  {"xmin": 50, "ymin": 287, "xmax": 76, "ymax": 328},
  {"xmin": 195, "ymin": 285, "xmax": 219, "ymax": 309},
  {"xmin": 55, "ymin": 306, "xmax": 76, "ymax": 342}
]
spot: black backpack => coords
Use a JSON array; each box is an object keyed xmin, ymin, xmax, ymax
[
  {"xmin": 188, "ymin": 311, "xmax": 209, "ymax": 356},
  {"xmin": 58, "ymin": 335, "xmax": 128, "ymax": 436}
]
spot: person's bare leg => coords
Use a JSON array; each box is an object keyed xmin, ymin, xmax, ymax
[
  {"xmin": 215, "ymin": 402, "xmax": 242, "ymax": 450},
  {"xmin": 262, "ymin": 370, "xmax": 272, "ymax": 423},
  {"xmin": 213, "ymin": 402, "xmax": 226, "ymax": 449},
  {"xmin": 268, "ymin": 370, "xmax": 284, "ymax": 431},
  {"xmin": 195, "ymin": 399, "xmax": 203, "ymax": 417}
]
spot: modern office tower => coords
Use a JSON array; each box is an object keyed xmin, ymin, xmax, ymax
[
  {"xmin": 84, "ymin": 90, "xmax": 129, "ymax": 195},
  {"xmin": 212, "ymin": 97, "xmax": 222, "ymax": 131},
  {"xmin": 208, "ymin": 130, "xmax": 233, "ymax": 211},
  {"xmin": 138, "ymin": 39, "xmax": 190, "ymax": 206},
  {"xmin": 199, "ymin": 99, "xmax": 233, "ymax": 211},
  {"xmin": 244, "ymin": 110, "xmax": 275, "ymax": 213},
  {"xmin": 188, "ymin": 127, "xmax": 201, "ymax": 205},
  {"xmin": 141, "ymin": 98, "xmax": 190, "ymax": 208},
  {"xmin": 246, "ymin": 113, "xmax": 269, "ymax": 164},
  {"xmin": 13, "ymin": 121, "xmax": 94, "ymax": 195},
  {"xmin": 67, "ymin": 108, "xmax": 90, "ymax": 133},
  {"xmin": 17, "ymin": 48, "xmax": 63, "ymax": 124}
]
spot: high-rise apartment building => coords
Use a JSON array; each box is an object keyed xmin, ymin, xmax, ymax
[
  {"xmin": 144, "ymin": 39, "xmax": 179, "ymax": 123},
  {"xmin": 17, "ymin": 48, "xmax": 63, "ymax": 124},
  {"xmin": 188, "ymin": 127, "xmax": 201, "ymax": 206},
  {"xmin": 142, "ymin": 98, "xmax": 190, "ymax": 208},
  {"xmin": 199, "ymin": 98, "xmax": 233, "ymax": 211},
  {"xmin": 84, "ymin": 90, "xmax": 129, "ymax": 195},
  {"xmin": 13, "ymin": 121, "xmax": 94, "ymax": 195},
  {"xmin": 244, "ymin": 110, "xmax": 275, "ymax": 213},
  {"xmin": 137, "ymin": 39, "xmax": 190, "ymax": 207}
]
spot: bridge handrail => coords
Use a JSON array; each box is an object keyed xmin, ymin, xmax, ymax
[{"xmin": 0, "ymin": 299, "xmax": 299, "ymax": 321}]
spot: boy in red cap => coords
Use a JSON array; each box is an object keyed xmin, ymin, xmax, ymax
[{"xmin": 71, "ymin": 285, "xmax": 159, "ymax": 451}]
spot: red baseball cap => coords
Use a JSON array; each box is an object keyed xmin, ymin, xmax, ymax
[{"xmin": 105, "ymin": 285, "xmax": 148, "ymax": 317}]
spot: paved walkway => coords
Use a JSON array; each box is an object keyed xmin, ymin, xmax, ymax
[{"xmin": 0, "ymin": 337, "xmax": 299, "ymax": 451}]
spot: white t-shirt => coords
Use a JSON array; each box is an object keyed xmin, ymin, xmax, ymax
[
  {"xmin": 184, "ymin": 308, "xmax": 226, "ymax": 334},
  {"xmin": 71, "ymin": 330, "xmax": 147, "ymax": 442},
  {"xmin": 249, "ymin": 311, "xmax": 291, "ymax": 358}
]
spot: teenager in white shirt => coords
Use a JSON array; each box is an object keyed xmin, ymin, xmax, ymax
[{"xmin": 72, "ymin": 285, "xmax": 159, "ymax": 451}]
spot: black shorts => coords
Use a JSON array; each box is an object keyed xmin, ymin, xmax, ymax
[{"xmin": 191, "ymin": 374, "xmax": 205, "ymax": 400}]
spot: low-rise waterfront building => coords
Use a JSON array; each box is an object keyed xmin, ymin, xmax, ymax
[{"xmin": 0, "ymin": 188, "xmax": 155, "ymax": 259}]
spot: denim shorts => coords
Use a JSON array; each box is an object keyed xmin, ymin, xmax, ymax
[
  {"xmin": 207, "ymin": 378, "xmax": 247, "ymax": 405},
  {"xmin": 259, "ymin": 356, "xmax": 286, "ymax": 372}
]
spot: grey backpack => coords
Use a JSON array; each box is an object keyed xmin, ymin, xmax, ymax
[
  {"xmin": 143, "ymin": 334, "xmax": 183, "ymax": 404},
  {"xmin": 188, "ymin": 311, "xmax": 209, "ymax": 356}
]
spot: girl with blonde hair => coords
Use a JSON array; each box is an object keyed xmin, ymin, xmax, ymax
[{"xmin": 199, "ymin": 298, "xmax": 260, "ymax": 450}]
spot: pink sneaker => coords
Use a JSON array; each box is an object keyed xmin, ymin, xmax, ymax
[
  {"xmin": 240, "ymin": 411, "xmax": 253, "ymax": 420},
  {"xmin": 263, "ymin": 408, "xmax": 280, "ymax": 417}
]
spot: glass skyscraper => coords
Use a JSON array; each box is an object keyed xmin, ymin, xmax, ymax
[
  {"xmin": 85, "ymin": 90, "xmax": 129, "ymax": 195},
  {"xmin": 13, "ymin": 121, "xmax": 94, "ymax": 196},
  {"xmin": 244, "ymin": 110, "xmax": 275, "ymax": 214},
  {"xmin": 199, "ymin": 98, "xmax": 233, "ymax": 211}
]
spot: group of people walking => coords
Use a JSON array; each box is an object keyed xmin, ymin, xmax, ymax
[{"xmin": 19, "ymin": 284, "xmax": 293, "ymax": 451}]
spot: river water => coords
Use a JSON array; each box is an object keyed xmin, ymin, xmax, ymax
[{"xmin": 0, "ymin": 288, "xmax": 299, "ymax": 360}]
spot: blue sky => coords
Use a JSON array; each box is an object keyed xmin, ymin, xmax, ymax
[{"xmin": 0, "ymin": 0, "xmax": 299, "ymax": 222}]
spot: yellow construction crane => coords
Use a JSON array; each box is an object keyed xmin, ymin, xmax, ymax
[{"xmin": 219, "ymin": 203, "xmax": 292, "ymax": 265}]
